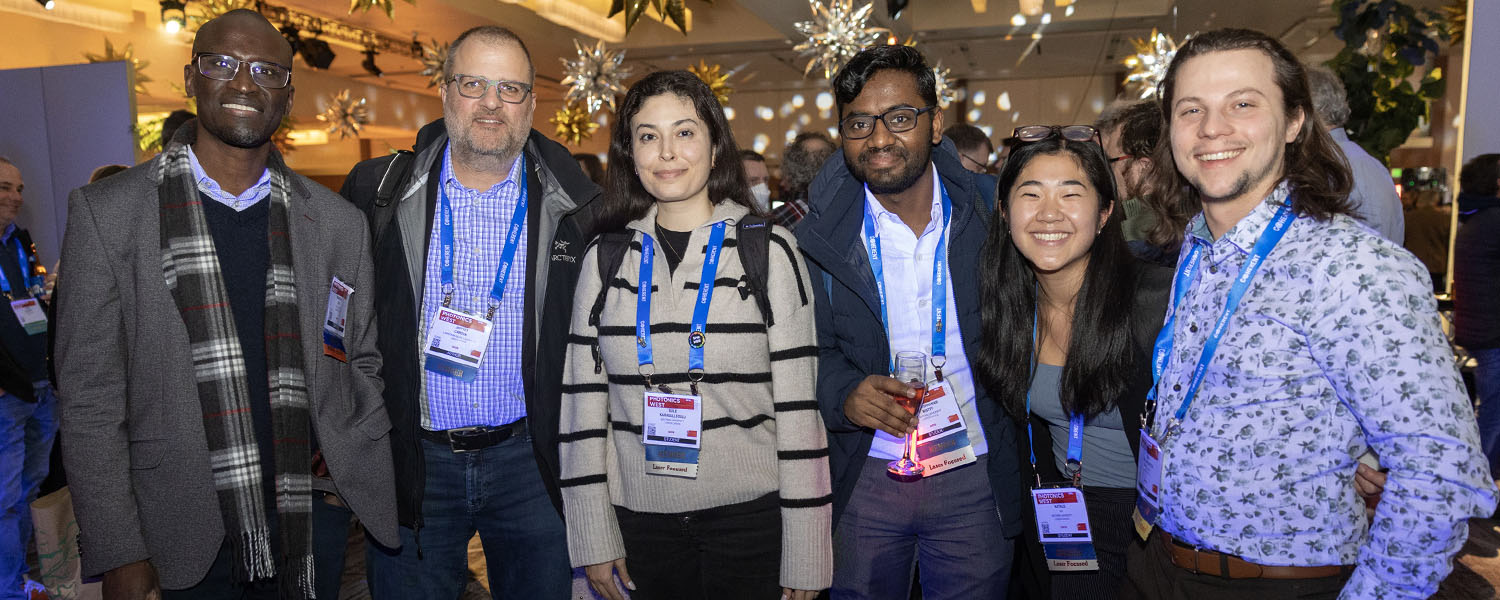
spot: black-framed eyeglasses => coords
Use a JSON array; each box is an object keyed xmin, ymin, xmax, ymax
[
  {"xmin": 840, "ymin": 105, "xmax": 937, "ymax": 140},
  {"xmin": 193, "ymin": 53, "xmax": 291, "ymax": 89},
  {"xmin": 959, "ymin": 152, "xmax": 992, "ymax": 171},
  {"xmin": 1013, "ymin": 124, "xmax": 1100, "ymax": 145},
  {"xmin": 449, "ymin": 74, "xmax": 533, "ymax": 103}
]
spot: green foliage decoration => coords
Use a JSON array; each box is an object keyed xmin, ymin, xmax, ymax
[{"xmin": 1326, "ymin": 0, "xmax": 1457, "ymax": 164}]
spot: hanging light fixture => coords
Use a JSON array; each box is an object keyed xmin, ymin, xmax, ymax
[
  {"xmin": 299, "ymin": 27, "xmax": 336, "ymax": 69},
  {"xmin": 35, "ymin": 0, "xmax": 55, "ymax": 10},
  {"xmin": 361, "ymin": 48, "xmax": 383, "ymax": 77},
  {"xmin": 160, "ymin": 0, "xmax": 186, "ymax": 33}
]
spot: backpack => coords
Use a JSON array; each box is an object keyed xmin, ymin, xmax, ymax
[
  {"xmin": 587, "ymin": 215, "xmax": 776, "ymax": 373},
  {"xmin": 367, "ymin": 149, "xmax": 415, "ymax": 248}
]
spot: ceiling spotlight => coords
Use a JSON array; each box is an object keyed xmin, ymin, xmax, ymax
[
  {"xmin": 279, "ymin": 25, "xmax": 303, "ymax": 56},
  {"xmin": 36, "ymin": 0, "xmax": 55, "ymax": 10},
  {"xmin": 361, "ymin": 48, "xmax": 382, "ymax": 77},
  {"xmin": 300, "ymin": 36, "xmax": 336, "ymax": 69},
  {"xmin": 160, "ymin": 0, "xmax": 185, "ymax": 34}
]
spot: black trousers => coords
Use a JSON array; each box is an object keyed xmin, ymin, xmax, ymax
[
  {"xmin": 1123, "ymin": 530, "xmax": 1350, "ymax": 600},
  {"xmin": 614, "ymin": 493, "xmax": 783, "ymax": 600},
  {"xmin": 161, "ymin": 496, "xmax": 350, "ymax": 600}
]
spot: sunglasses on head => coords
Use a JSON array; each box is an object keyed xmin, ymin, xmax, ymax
[{"xmin": 1012, "ymin": 124, "xmax": 1100, "ymax": 145}]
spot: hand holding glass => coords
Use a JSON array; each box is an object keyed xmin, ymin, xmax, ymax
[{"xmin": 887, "ymin": 351, "xmax": 928, "ymax": 476}]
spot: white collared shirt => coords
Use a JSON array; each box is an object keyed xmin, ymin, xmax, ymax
[{"xmin": 862, "ymin": 164, "xmax": 988, "ymax": 460}]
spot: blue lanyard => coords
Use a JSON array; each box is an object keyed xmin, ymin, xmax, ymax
[
  {"xmin": 0, "ymin": 237, "xmax": 32, "ymax": 299},
  {"xmin": 1147, "ymin": 202, "xmax": 1297, "ymax": 438},
  {"xmin": 635, "ymin": 221, "xmax": 729, "ymax": 389},
  {"xmin": 1023, "ymin": 309, "xmax": 1086, "ymax": 487},
  {"xmin": 862, "ymin": 183, "xmax": 952, "ymax": 375},
  {"xmin": 438, "ymin": 156, "xmax": 528, "ymax": 319}
]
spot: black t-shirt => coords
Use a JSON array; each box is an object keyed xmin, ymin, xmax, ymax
[{"xmin": 654, "ymin": 224, "xmax": 693, "ymax": 273}]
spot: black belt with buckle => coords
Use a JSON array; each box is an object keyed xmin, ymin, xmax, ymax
[{"xmin": 421, "ymin": 418, "xmax": 528, "ymax": 453}]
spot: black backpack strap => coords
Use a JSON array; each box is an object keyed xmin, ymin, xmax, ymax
[
  {"xmin": 588, "ymin": 230, "xmax": 635, "ymax": 373},
  {"xmin": 736, "ymin": 215, "xmax": 775, "ymax": 328},
  {"xmin": 369, "ymin": 149, "xmax": 415, "ymax": 247}
]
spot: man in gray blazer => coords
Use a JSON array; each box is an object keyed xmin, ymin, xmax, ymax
[{"xmin": 54, "ymin": 9, "xmax": 396, "ymax": 599}]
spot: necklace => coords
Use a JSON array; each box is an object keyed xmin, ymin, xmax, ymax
[{"xmin": 655, "ymin": 223, "xmax": 685, "ymax": 265}]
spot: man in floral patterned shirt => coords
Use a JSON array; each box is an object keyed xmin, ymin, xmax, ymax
[{"xmin": 1124, "ymin": 29, "xmax": 1497, "ymax": 600}]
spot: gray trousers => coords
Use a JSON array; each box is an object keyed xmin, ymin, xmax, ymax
[{"xmin": 832, "ymin": 453, "xmax": 1013, "ymax": 600}]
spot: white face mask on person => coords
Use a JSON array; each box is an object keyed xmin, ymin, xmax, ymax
[{"xmin": 750, "ymin": 182, "xmax": 771, "ymax": 212}]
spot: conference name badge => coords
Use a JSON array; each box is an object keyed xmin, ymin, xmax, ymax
[
  {"xmin": 322, "ymin": 276, "xmax": 353, "ymax": 362},
  {"xmin": 643, "ymin": 390, "xmax": 702, "ymax": 478},
  {"xmin": 1133, "ymin": 428, "xmax": 1165, "ymax": 541},
  {"xmin": 422, "ymin": 306, "xmax": 492, "ymax": 382},
  {"xmin": 1031, "ymin": 487, "xmax": 1099, "ymax": 571},
  {"xmin": 913, "ymin": 380, "xmax": 975, "ymax": 476},
  {"xmin": 9, "ymin": 298, "xmax": 45, "ymax": 335}
]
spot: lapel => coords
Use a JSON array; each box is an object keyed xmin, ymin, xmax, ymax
[
  {"xmin": 285, "ymin": 174, "xmax": 327, "ymax": 385},
  {"xmin": 939, "ymin": 164, "xmax": 985, "ymax": 352},
  {"xmin": 799, "ymin": 172, "xmax": 882, "ymax": 323}
]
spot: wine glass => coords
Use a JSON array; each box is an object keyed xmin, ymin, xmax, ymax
[{"xmin": 887, "ymin": 351, "xmax": 928, "ymax": 476}]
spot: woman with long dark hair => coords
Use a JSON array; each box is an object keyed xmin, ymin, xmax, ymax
[
  {"xmin": 973, "ymin": 126, "xmax": 1170, "ymax": 597},
  {"xmin": 557, "ymin": 70, "xmax": 832, "ymax": 600}
]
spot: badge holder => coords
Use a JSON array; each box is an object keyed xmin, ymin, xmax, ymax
[{"xmin": 1029, "ymin": 425, "xmax": 1098, "ymax": 572}]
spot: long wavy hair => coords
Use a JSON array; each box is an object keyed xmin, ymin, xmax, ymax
[
  {"xmin": 598, "ymin": 70, "xmax": 759, "ymax": 232},
  {"xmin": 975, "ymin": 136, "xmax": 1139, "ymax": 421},
  {"xmin": 1142, "ymin": 28, "xmax": 1353, "ymax": 248}
]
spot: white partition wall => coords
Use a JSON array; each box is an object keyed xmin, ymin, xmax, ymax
[{"xmin": 0, "ymin": 60, "xmax": 136, "ymax": 269}]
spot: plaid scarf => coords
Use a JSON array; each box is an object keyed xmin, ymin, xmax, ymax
[{"xmin": 157, "ymin": 135, "xmax": 315, "ymax": 598}]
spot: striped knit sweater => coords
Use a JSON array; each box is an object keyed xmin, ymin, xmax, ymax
[{"xmin": 559, "ymin": 201, "xmax": 833, "ymax": 591}]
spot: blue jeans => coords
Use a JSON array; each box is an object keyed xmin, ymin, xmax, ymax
[
  {"xmin": 0, "ymin": 384, "xmax": 56, "ymax": 600},
  {"xmin": 1472, "ymin": 347, "xmax": 1500, "ymax": 477},
  {"xmin": 832, "ymin": 454, "xmax": 1013, "ymax": 600},
  {"xmin": 365, "ymin": 434, "xmax": 570, "ymax": 600}
]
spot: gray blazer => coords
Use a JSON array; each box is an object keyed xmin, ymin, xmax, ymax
[{"xmin": 54, "ymin": 153, "xmax": 399, "ymax": 588}]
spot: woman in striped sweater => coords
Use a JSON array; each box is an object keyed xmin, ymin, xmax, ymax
[{"xmin": 559, "ymin": 70, "xmax": 833, "ymax": 600}]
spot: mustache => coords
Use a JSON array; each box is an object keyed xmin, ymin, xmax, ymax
[{"xmin": 859, "ymin": 144, "xmax": 908, "ymax": 164}]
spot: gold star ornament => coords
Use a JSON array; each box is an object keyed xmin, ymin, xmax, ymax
[
  {"xmin": 551, "ymin": 102, "xmax": 600, "ymax": 146},
  {"xmin": 688, "ymin": 61, "xmax": 736, "ymax": 106}
]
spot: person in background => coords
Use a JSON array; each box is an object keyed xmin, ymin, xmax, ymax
[
  {"xmin": 559, "ymin": 70, "xmax": 831, "ymax": 600},
  {"xmin": 773, "ymin": 132, "xmax": 836, "ymax": 228},
  {"xmin": 574, "ymin": 152, "xmax": 605, "ymax": 186},
  {"xmin": 943, "ymin": 123, "xmax": 994, "ymax": 174},
  {"xmin": 798, "ymin": 44, "xmax": 1024, "ymax": 599},
  {"xmin": 160, "ymin": 109, "xmax": 196, "ymax": 152},
  {"xmin": 1454, "ymin": 153, "xmax": 1500, "ymax": 485},
  {"xmin": 338, "ymin": 24, "xmax": 604, "ymax": 599},
  {"xmin": 88, "ymin": 164, "xmax": 130, "ymax": 183},
  {"xmin": 974, "ymin": 127, "xmax": 1171, "ymax": 597},
  {"xmin": 1096, "ymin": 100, "xmax": 1170, "ymax": 263},
  {"xmin": 740, "ymin": 149, "xmax": 773, "ymax": 213},
  {"xmin": 1128, "ymin": 28, "xmax": 1493, "ymax": 599},
  {"xmin": 0, "ymin": 157, "xmax": 56, "ymax": 600},
  {"xmin": 1306, "ymin": 66, "xmax": 1404, "ymax": 243},
  {"xmin": 56, "ymin": 10, "xmax": 397, "ymax": 599}
]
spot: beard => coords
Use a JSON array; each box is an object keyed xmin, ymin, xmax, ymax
[
  {"xmin": 203, "ymin": 106, "xmax": 284, "ymax": 150},
  {"xmin": 847, "ymin": 140, "xmax": 932, "ymax": 195},
  {"xmin": 1190, "ymin": 153, "xmax": 1283, "ymax": 205}
]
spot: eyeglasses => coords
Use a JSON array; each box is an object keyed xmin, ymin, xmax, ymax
[
  {"xmin": 193, "ymin": 53, "xmax": 291, "ymax": 89},
  {"xmin": 959, "ymin": 152, "xmax": 992, "ymax": 171},
  {"xmin": 839, "ymin": 105, "xmax": 937, "ymax": 140},
  {"xmin": 449, "ymin": 74, "xmax": 533, "ymax": 103},
  {"xmin": 1108, "ymin": 154, "xmax": 1135, "ymax": 164},
  {"xmin": 1012, "ymin": 124, "xmax": 1100, "ymax": 144}
]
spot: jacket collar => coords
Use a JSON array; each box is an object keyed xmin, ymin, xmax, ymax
[{"xmin": 796, "ymin": 139, "xmax": 987, "ymax": 313}]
